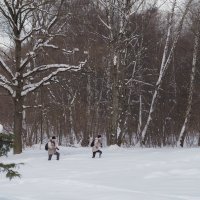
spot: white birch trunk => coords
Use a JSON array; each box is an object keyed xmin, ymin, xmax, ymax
[
  {"xmin": 178, "ymin": 23, "xmax": 200, "ymax": 147},
  {"xmin": 140, "ymin": 0, "xmax": 193, "ymax": 145},
  {"xmin": 137, "ymin": 95, "xmax": 142, "ymax": 137},
  {"xmin": 141, "ymin": 1, "xmax": 176, "ymax": 145}
]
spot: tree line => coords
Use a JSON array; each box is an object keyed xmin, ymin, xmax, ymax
[{"xmin": 0, "ymin": 0, "xmax": 200, "ymax": 153}]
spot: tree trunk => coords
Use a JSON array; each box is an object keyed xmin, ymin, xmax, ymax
[
  {"xmin": 198, "ymin": 132, "xmax": 200, "ymax": 147},
  {"xmin": 110, "ymin": 53, "xmax": 119, "ymax": 145},
  {"xmin": 13, "ymin": 97, "xmax": 23, "ymax": 154},
  {"xmin": 69, "ymin": 106, "xmax": 75, "ymax": 145},
  {"xmin": 117, "ymin": 120, "xmax": 126, "ymax": 146},
  {"xmin": 178, "ymin": 24, "xmax": 200, "ymax": 147},
  {"xmin": 13, "ymin": 29, "xmax": 23, "ymax": 154},
  {"xmin": 137, "ymin": 95, "xmax": 142, "ymax": 141},
  {"xmin": 140, "ymin": 0, "xmax": 192, "ymax": 145},
  {"xmin": 81, "ymin": 69, "xmax": 91, "ymax": 146}
]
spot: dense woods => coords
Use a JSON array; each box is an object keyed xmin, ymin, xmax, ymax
[{"xmin": 0, "ymin": 0, "xmax": 200, "ymax": 152}]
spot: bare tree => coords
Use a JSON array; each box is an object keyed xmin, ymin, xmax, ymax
[
  {"xmin": 0, "ymin": 0, "xmax": 86, "ymax": 154},
  {"xmin": 178, "ymin": 3, "xmax": 200, "ymax": 147},
  {"xmin": 140, "ymin": 0, "xmax": 194, "ymax": 145}
]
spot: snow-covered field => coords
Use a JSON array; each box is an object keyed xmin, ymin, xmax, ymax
[{"xmin": 1, "ymin": 146, "xmax": 200, "ymax": 200}]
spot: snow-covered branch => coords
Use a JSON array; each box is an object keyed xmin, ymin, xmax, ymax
[
  {"xmin": 0, "ymin": 80, "xmax": 14, "ymax": 97},
  {"xmin": 23, "ymin": 105, "xmax": 42, "ymax": 109},
  {"xmin": 47, "ymin": 15, "xmax": 58, "ymax": 31},
  {"xmin": 23, "ymin": 63, "xmax": 82, "ymax": 78},
  {"xmin": 20, "ymin": 52, "xmax": 36, "ymax": 71},
  {"xmin": 36, "ymin": 41, "xmax": 59, "ymax": 50},
  {"xmin": 20, "ymin": 27, "xmax": 42, "ymax": 42},
  {"xmin": 0, "ymin": 74, "xmax": 12, "ymax": 85},
  {"xmin": 0, "ymin": 57, "xmax": 14, "ymax": 79},
  {"xmin": 22, "ymin": 61, "xmax": 86, "ymax": 96}
]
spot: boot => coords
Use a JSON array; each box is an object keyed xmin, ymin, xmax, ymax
[
  {"xmin": 48, "ymin": 154, "xmax": 52, "ymax": 160},
  {"xmin": 56, "ymin": 152, "xmax": 60, "ymax": 160},
  {"xmin": 99, "ymin": 151, "xmax": 102, "ymax": 158},
  {"xmin": 92, "ymin": 152, "xmax": 96, "ymax": 158}
]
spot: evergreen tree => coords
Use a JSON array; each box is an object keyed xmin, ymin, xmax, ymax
[{"xmin": 0, "ymin": 133, "xmax": 21, "ymax": 180}]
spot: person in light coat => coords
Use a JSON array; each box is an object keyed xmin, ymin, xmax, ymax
[
  {"xmin": 92, "ymin": 135, "xmax": 102, "ymax": 158},
  {"xmin": 48, "ymin": 136, "xmax": 60, "ymax": 160}
]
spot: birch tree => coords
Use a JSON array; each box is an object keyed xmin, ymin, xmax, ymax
[
  {"xmin": 0, "ymin": 0, "xmax": 86, "ymax": 154},
  {"xmin": 140, "ymin": 0, "xmax": 193, "ymax": 145},
  {"xmin": 178, "ymin": 3, "xmax": 200, "ymax": 147}
]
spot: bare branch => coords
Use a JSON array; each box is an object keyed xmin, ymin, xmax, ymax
[{"xmin": 98, "ymin": 15, "xmax": 111, "ymax": 30}]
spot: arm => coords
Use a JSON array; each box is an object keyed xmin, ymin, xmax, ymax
[{"xmin": 55, "ymin": 141, "xmax": 59, "ymax": 150}]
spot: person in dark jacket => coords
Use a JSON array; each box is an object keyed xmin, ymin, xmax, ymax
[
  {"xmin": 92, "ymin": 135, "xmax": 102, "ymax": 158},
  {"xmin": 48, "ymin": 136, "xmax": 60, "ymax": 160}
]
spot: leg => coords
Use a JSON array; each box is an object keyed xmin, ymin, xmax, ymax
[
  {"xmin": 48, "ymin": 154, "xmax": 52, "ymax": 160},
  {"xmin": 97, "ymin": 150, "xmax": 102, "ymax": 158},
  {"xmin": 92, "ymin": 151, "xmax": 96, "ymax": 158},
  {"xmin": 55, "ymin": 151, "xmax": 60, "ymax": 160}
]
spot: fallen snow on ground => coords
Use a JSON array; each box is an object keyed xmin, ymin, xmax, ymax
[{"xmin": 1, "ymin": 146, "xmax": 200, "ymax": 200}]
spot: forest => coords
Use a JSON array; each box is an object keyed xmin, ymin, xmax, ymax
[{"xmin": 0, "ymin": 0, "xmax": 200, "ymax": 154}]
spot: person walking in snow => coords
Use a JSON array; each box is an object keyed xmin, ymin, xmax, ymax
[
  {"xmin": 48, "ymin": 136, "xmax": 60, "ymax": 160},
  {"xmin": 91, "ymin": 135, "xmax": 102, "ymax": 158}
]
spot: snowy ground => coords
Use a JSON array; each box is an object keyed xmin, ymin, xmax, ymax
[{"xmin": 1, "ymin": 146, "xmax": 200, "ymax": 200}]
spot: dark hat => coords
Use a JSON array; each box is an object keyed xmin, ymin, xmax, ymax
[
  {"xmin": 52, "ymin": 136, "xmax": 56, "ymax": 139},
  {"xmin": 97, "ymin": 135, "xmax": 101, "ymax": 138}
]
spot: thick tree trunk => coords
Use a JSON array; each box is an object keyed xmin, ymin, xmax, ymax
[
  {"xmin": 69, "ymin": 106, "xmax": 76, "ymax": 145},
  {"xmin": 81, "ymin": 70, "xmax": 92, "ymax": 146},
  {"xmin": 13, "ymin": 97, "xmax": 23, "ymax": 154},
  {"xmin": 110, "ymin": 53, "xmax": 119, "ymax": 145},
  {"xmin": 13, "ymin": 30, "xmax": 23, "ymax": 154},
  {"xmin": 117, "ymin": 121, "xmax": 126, "ymax": 146}
]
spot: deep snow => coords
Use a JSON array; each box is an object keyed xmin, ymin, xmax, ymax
[{"xmin": 1, "ymin": 146, "xmax": 200, "ymax": 200}]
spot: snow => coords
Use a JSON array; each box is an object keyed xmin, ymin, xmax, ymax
[
  {"xmin": 1, "ymin": 147, "xmax": 200, "ymax": 200},
  {"xmin": 0, "ymin": 124, "xmax": 3, "ymax": 133}
]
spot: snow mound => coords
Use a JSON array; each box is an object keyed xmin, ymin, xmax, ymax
[{"xmin": 108, "ymin": 144, "xmax": 121, "ymax": 150}]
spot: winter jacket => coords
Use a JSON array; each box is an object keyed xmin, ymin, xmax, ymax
[
  {"xmin": 92, "ymin": 137, "xmax": 102, "ymax": 152},
  {"xmin": 48, "ymin": 139, "xmax": 59, "ymax": 155}
]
